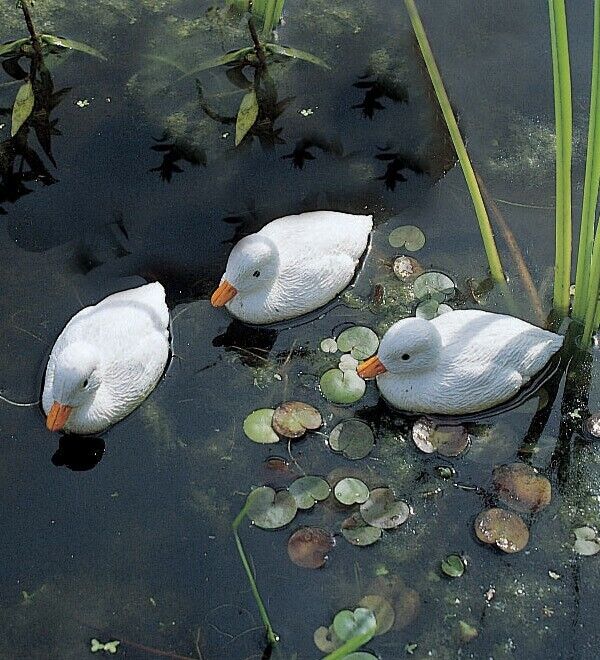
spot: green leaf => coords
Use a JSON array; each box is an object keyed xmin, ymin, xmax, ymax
[
  {"xmin": 181, "ymin": 47, "xmax": 254, "ymax": 80},
  {"xmin": 337, "ymin": 326, "xmax": 379, "ymax": 360},
  {"xmin": 11, "ymin": 80, "xmax": 34, "ymax": 137},
  {"xmin": 360, "ymin": 488, "xmax": 410, "ymax": 529},
  {"xmin": 235, "ymin": 89, "xmax": 259, "ymax": 146},
  {"xmin": 0, "ymin": 38, "xmax": 29, "ymax": 57},
  {"xmin": 341, "ymin": 513, "xmax": 382, "ymax": 546},
  {"xmin": 388, "ymin": 224, "xmax": 426, "ymax": 250},
  {"xmin": 40, "ymin": 34, "xmax": 106, "ymax": 60},
  {"xmin": 328, "ymin": 419, "xmax": 374, "ymax": 460},
  {"xmin": 332, "ymin": 608, "xmax": 377, "ymax": 642},
  {"xmin": 243, "ymin": 408, "xmax": 279, "ymax": 444},
  {"xmin": 441, "ymin": 554, "xmax": 465, "ymax": 577},
  {"xmin": 245, "ymin": 486, "xmax": 297, "ymax": 529},
  {"xmin": 288, "ymin": 476, "xmax": 330, "ymax": 510},
  {"xmin": 320, "ymin": 368, "xmax": 365, "ymax": 405},
  {"xmin": 334, "ymin": 478, "xmax": 369, "ymax": 506},
  {"xmin": 265, "ymin": 43, "xmax": 330, "ymax": 69}
]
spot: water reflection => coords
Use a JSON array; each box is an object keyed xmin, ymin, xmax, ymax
[{"xmin": 51, "ymin": 434, "xmax": 105, "ymax": 471}]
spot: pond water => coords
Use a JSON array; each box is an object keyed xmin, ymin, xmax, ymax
[{"xmin": 1, "ymin": 1, "xmax": 600, "ymax": 658}]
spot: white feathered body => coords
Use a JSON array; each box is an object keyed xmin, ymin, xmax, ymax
[
  {"xmin": 226, "ymin": 211, "xmax": 372, "ymax": 323},
  {"xmin": 377, "ymin": 310, "xmax": 563, "ymax": 414},
  {"xmin": 42, "ymin": 283, "xmax": 170, "ymax": 434}
]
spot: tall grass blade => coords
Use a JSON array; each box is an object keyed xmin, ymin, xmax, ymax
[
  {"xmin": 402, "ymin": 0, "xmax": 506, "ymax": 289},
  {"xmin": 574, "ymin": 0, "xmax": 600, "ymax": 323},
  {"xmin": 548, "ymin": 0, "xmax": 573, "ymax": 317}
]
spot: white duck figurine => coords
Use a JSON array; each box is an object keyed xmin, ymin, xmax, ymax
[
  {"xmin": 357, "ymin": 310, "xmax": 563, "ymax": 415},
  {"xmin": 211, "ymin": 211, "xmax": 373, "ymax": 324},
  {"xmin": 43, "ymin": 282, "xmax": 170, "ymax": 435}
]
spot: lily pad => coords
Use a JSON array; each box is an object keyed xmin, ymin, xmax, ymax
[
  {"xmin": 314, "ymin": 626, "xmax": 342, "ymax": 653},
  {"xmin": 413, "ymin": 272, "xmax": 455, "ymax": 302},
  {"xmin": 492, "ymin": 462, "xmax": 551, "ymax": 513},
  {"xmin": 243, "ymin": 409, "xmax": 278, "ymax": 444},
  {"xmin": 333, "ymin": 607, "xmax": 377, "ymax": 642},
  {"xmin": 441, "ymin": 554, "xmax": 465, "ymax": 578},
  {"xmin": 320, "ymin": 369, "xmax": 366, "ymax": 404},
  {"xmin": 320, "ymin": 337, "xmax": 338, "ymax": 353},
  {"xmin": 341, "ymin": 513, "xmax": 382, "ymax": 546},
  {"xmin": 415, "ymin": 299, "xmax": 453, "ymax": 320},
  {"xmin": 474, "ymin": 508, "xmax": 529, "ymax": 553},
  {"xmin": 245, "ymin": 486, "xmax": 297, "ymax": 529},
  {"xmin": 329, "ymin": 419, "xmax": 375, "ymax": 460},
  {"xmin": 287, "ymin": 526, "xmax": 335, "ymax": 568},
  {"xmin": 339, "ymin": 354, "xmax": 360, "ymax": 372},
  {"xmin": 360, "ymin": 488, "xmax": 409, "ymax": 529},
  {"xmin": 337, "ymin": 326, "xmax": 380, "ymax": 360},
  {"xmin": 393, "ymin": 255, "xmax": 424, "ymax": 282},
  {"xmin": 335, "ymin": 478, "xmax": 370, "ymax": 505},
  {"xmin": 412, "ymin": 418, "xmax": 469, "ymax": 457},
  {"xmin": 388, "ymin": 225, "xmax": 426, "ymax": 251},
  {"xmin": 358, "ymin": 594, "xmax": 395, "ymax": 635},
  {"xmin": 573, "ymin": 526, "xmax": 600, "ymax": 556},
  {"xmin": 272, "ymin": 401, "xmax": 322, "ymax": 439},
  {"xmin": 344, "ymin": 654, "xmax": 379, "ymax": 659},
  {"xmin": 288, "ymin": 476, "xmax": 330, "ymax": 509}
]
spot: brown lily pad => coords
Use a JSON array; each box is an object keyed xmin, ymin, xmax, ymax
[
  {"xmin": 474, "ymin": 508, "xmax": 529, "ymax": 553},
  {"xmin": 272, "ymin": 401, "xmax": 322, "ymax": 439},
  {"xmin": 287, "ymin": 526, "xmax": 335, "ymax": 569},
  {"xmin": 367, "ymin": 575, "xmax": 420, "ymax": 630},
  {"xmin": 492, "ymin": 462, "xmax": 551, "ymax": 513},
  {"xmin": 393, "ymin": 255, "xmax": 424, "ymax": 282},
  {"xmin": 412, "ymin": 418, "xmax": 469, "ymax": 457}
]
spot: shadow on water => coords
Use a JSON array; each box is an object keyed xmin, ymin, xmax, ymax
[{"xmin": 51, "ymin": 434, "xmax": 105, "ymax": 471}]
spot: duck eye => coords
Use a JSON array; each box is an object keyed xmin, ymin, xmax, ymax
[
  {"xmin": 252, "ymin": 270, "xmax": 260, "ymax": 278},
  {"xmin": 83, "ymin": 379, "xmax": 89, "ymax": 388},
  {"xmin": 401, "ymin": 353, "xmax": 410, "ymax": 361}
]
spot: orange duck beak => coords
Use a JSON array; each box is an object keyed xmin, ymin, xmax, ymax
[
  {"xmin": 46, "ymin": 402, "xmax": 73, "ymax": 432},
  {"xmin": 357, "ymin": 355, "xmax": 387, "ymax": 379},
  {"xmin": 211, "ymin": 280, "xmax": 238, "ymax": 307}
]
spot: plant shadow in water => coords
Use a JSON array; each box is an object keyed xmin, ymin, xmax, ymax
[
  {"xmin": 352, "ymin": 74, "xmax": 408, "ymax": 120},
  {"xmin": 375, "ymin": 145, "xmax": 426, "ymax": 191},
  {"xmin": 149, "ymin": 133, "xmax": 207, "ymax": 182},
  {"xmin": 281, "ymin": 133, "xmax": 344, "ymax": 169}
]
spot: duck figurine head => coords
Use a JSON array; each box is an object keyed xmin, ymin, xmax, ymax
[
  {"xmin": 46, "ymin": 341, "xmax": 101, "ymax": 432},
  {"xmin": 211, "ymin": 234, "xmax": 280, "ymax": 308}
]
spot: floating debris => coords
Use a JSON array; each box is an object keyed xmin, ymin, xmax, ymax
[
  {"xmin": 393, "ymin": 255, "xmax": 424, "ymax": 282},
  {"xmin": 492, "ymin": 462, "xmax": 551, "ymax": 513},
  {"xmin": 585, "ymin": 413, "xmax": 600, "ymax": 438},
  {"xmin": 341, "ymin": 513, "xmax": 382, "ymax": 546},
  {"xmin": 474, "ymin": 508, "xmax": 529, "ymax": 553},
  {"xmin": 388, "ymin": 225, "xmax": 426, "ymax": 251},
  {"xmin": 441, "ymin": 554, "xmax": 465, "ymax": 578},
  {"xmin": 337, "ymin": 326, "xmax": 380, "ymax": 360},
  {"xmin": 334, "ymin": 477, "xmax": 370, "ymax": 505},
  {"xmin": 573, "ymin": 526, "xmax": 600, "ymax": 556},
  {"xmin": 412, "ymin": 418, "xmax": 470, "ymax": 457},
  {"xmin": 245, "ymin": 486, "xmax": 297, "ymax": 529},
  {"xmin": 287, "ymin": 526, "xmax": 335, "ymax": 568},
  {"xmin": 360, "ymin": 488, "xmax": 409, "ymax": 529},
  {"xmin": 272, "ymin": 401, "xmax": 322, "ymax": 439},
  {"xmin": 288, "ymin": 476, "xmax": 330, "ymax": 509},
  {"xmin": 458, "ymin": 620, "xmax": 478, "ymax": 644},
  {"xmin": 243, "ymin": 408, "xmax": 279, "ymax": 444},
  {"xmin": 328, "ymin": 419, "xmax": 375, "ymax": 460},
  {"xmin": 320, "ymin": 368, "xmax": 366, "ymax": 404},
  {"xmin": 90, "ymin": 639, "xmax": 120, "ymax": 654}
]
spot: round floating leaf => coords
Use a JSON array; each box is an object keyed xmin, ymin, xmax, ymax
[
  {"xmin": 314, "ymin": 626, "xmax": 341, "ymax": 653},
  {"xmin": 335, "ymin": 478, "xmax": 370, "ymax": 505},
  {"xmin": 337, "ymin": 326, "xmax": 380, "ymax": 360},
  {"xmin": 360, "ymin": 488, "xmax": 409, "ymax": 529},
  {"xmin": 388, "ymin": 225, "xmax": 426, "ymax": 251},
  {"xmin": 438, "ymin": 303, "xmax": 453, "ymax": 315},
  {"xmin": 412, "ymin": 418, "xmax": 469, "ymax": 457},
  {"xmin": 339, "ymin": 353, "xmax": 359, "ymax": 372},
  {"xmin": 320, "ymin": 338, "xmax": 338, "ymax": 353},
  {"xmin": 344, "ymin": 654, "xmax": 379, "ymax": 660},
  {"xmin": 341, "ymin": 513, "xmax": 382, "ymax": 546},
  {"xmin": 243, "ymin": 409, "xmax": 279, "ymax": 444},
  {"xmin": 393, "ymin": 255, "xmax": 423, "ymax": 282},
  {"xmin": 415, "ymin": 299, "xmax": 439, "ymax": 320},
  {"xmin": 413, "ymin": 272, "xmax": 455, "ymax": 302},
  {"xmin": 474, "ymin": 508, "xmax": 529, "ymax": 553},
  {"xmin": 287, "ymin": 526, "xmax": 335, "ymax": 568},
  {"xmin": 288, "ymin": 476, "xmax": 330, "ymax": 509},
  {"xmin": 358, "ymin": 594, "xmax": 395, "ymax": 635},
  {"xmin": 333, "ymin": 607, "xmax": 377, "ymax": 642},
  {"xmin": 492, "ymin": 462, "xmax": 551, "ymax": 513},
  {"xmin": 441, "ymin": 554, "xmax": 465, "ymax": 578},
  {"xmin": 573, "ymin": 526, "xmax": 600, "ymax": 556},
  {"xmin": 320, "ymin": 368, "xmax": 366, "ymax": 404},
  {"xmin": 329, "ymin": 419, "xmax": 375, "ymax": 460},
  {"xmin": 272, "ymin": 401, "xmax": 322, "ymax": 439},
  {"xmin": 245, "ymin": 486, "xmax": 297, "ymax": 529}
]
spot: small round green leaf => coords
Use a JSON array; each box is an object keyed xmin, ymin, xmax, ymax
[
  {"xmin": 245, "ymin": 486, "xmax": 297, "ymax": 529},
  {"xmin": 320, "ymin": 338, "xmax": 338, "ymax": 353},
  {"xmin": 344, "ymin": 654, "xmax": 379, "ymax": 660},
  {"xmin": 341, "ymin": 513, "xmax": 382, "ymax": 546},
  {"xmin": 333, "ymin": 607, "xmax": 377, "ymax": 642},
  {"xmin": 320, "ymin": 369, "xmax": 366, "ymax": 404},
  {"xmin": 358, "ymin": 594, "xmax": 395, "ymax": 635},
  {"xmin": 288, "ymin": 476, "xmax": 330, "ymax": 509},
  {"xmin": 413, "ymin": 272, "xmax": 455, "ymax": 301},
  {"xmin": 360, "ymin": 488, "xmax": 409, "ymax": 529},
  {"xmin": 388, "ymin": 225, "xmax": 426, "ymax": 251},
  {"xmin": 329, "ymin": 419, "xmax": 375, "ymax": 460},
  {"xmin": 574, "ymin": 527, "xmax": 600, "ymax": 556},
  {"xmin": 334, "ymin": 478, "xmax": 370, "ymax": 505},
  {"xmin": 337, "ymin": 326, "xmax": 380, "ymax": 360},
  {"xmin": 441, "ymin": 554, "xmax": 465, "ymax": 578},
  {"xmin": 243, "ymin": 409, "xmax": 278, "ymax": 444}
]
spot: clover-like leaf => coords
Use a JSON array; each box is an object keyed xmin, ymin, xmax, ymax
[
  {"xmin": 243, "ymin": 408, "xmax": 279, "ymax": 443},
  {"xmin": 320, "ymin": 337, "xmax": 338, "ymax": 353},
  {"xmin": 288, "ymin": 476, "xmax": 330, "ymax": 509},
  {"xmin": 388, "ymin": 225, "xmax": 426, "ymax": 251},
  {"xmin": 360, "ymin": 488, "xmax": 409, "ymax": 529},
  {"xmin": 333, "ymin": 607, "xmax": 377, "ymax": 642},
  {"xmin": 272, "ymin": 401, "xmax": 322, "ymax": 439},
  {"xmin": 328, "ymin": 419, "xmax": 374, "ymax": 460},
  {"xmin": 334, "ymin": 478, "xmax": 370, "ymax": 505},
  {"xmin": 337, "ymin": 326, "xmax": 380, "ymax": 360},
  {"xmin": 341, "ymin": 513, "xmax": 382, "ymax": 546},
  {"xmin": 474, "ymin": 508, "xmax": 529, "ymax": 553},
  {"xmin": 574, "ymin": 526, "xmax": 600, "ymax": 556},
  {"xmin": 287, "ymin": 526, "xmax": 335, "ymax": 568},
  {"xmin": 413, "ymin": 272, "xmax": 455, "ymax": 302},
  {"xmin": 245, "ymin": 486, "xmax": 297, "ymax": 529},
  {"xmin": 441, "ymin": 554, "xmax": 465, "ymax": 577},
  {"xmin": 320, "ymin": 368, "xmax": 366, "ymax": 404}
]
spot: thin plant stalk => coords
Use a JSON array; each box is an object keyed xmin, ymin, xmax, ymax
[
  {"xmin": 581, "ymin": 225, "xmax": 600, "ymax": 344},
  {"xmin": 322, "ymin": 632, "xmax": 373, "ymax": 660},
  {"xmin": 232, "ymin": 504, "xmax": 279, "ymax": 646},
  {"xmin": 548, "ymin": 0, "xmax": 573, "ymax": 317},
  {"xmin": 403, "ymin": 0, "xmax": 506, "ymax": 290}
]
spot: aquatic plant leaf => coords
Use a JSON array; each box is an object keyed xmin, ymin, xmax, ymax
[
  {"xmin": 183, "ymin": 47, "xmax": 255, "ymax": 78},
  {"xmin": 90, "ymin": 639, "xmax": 120, "ymax": 654},
  {"xmin": 360, "ymin": 488, "xmax": 409, "ymax": 529},
  {"xmin": 40, "ymin": 35, "xmax": 106, "ymax": 60},
  {"xmin": 415, "ymin": 299, "xmax": 439, "ymax": 320},
  {"xmin": 320, "ymin": 368, "xmax": 366, "ymax": 404},
  {"xmin": 288, "ymin": 476, "xmax": 330, "ymax": 509},
  {"xmin": 393, "ymin": 255, "xmax": 424, "ymax": 282},
  {"xmin": 243, "ymin": 408, "xmax": 279, "ymax": 443},
  {"xmin": 413, "ymin": 272, "xmax": 455, "ymax": 301},
  {"xmin": 245, "ymin": 486, "xmax": 297, "ymax": 529},
  {"xmin": 492, "ymin": 462, "xmax": 551, "ymax": 513},
  {"xmin": 333, "ymin": 607, "xmax": 377, "ymax": 642},
  {"xmin": 314, "ymin": 625, "xmax": 342, "ymax": 653},
  {"xmin": 438, "ymin": 303, "xmax": 453, "ymax": 315},
  {"xmin": 339, "ymin": 353, "xmax": 359, "ymax": 372},
  {"xmin": 388, "ymin": 225, "xmax": 426, "ymax": 251},
  {"xmin": 474, "ymin": 508, "xmax": 529, "ymax": 553},
  {"xmin": 328, "ymin": 419, "xmax": 374, "ymax": 460},
  {"xmin": 235, "ymin": 90, "xmax": 259, "ymax": 146},
  {"xmin": 344, "ymin": 654, "xmax": 379, "ymax": 659},
  {"xmin": 337, "ymin": 326, "xmax": 379, "ymax": 360},
  {"xmin": 287, "ymin": 526, "xmax": 335, "ymax": 568},
  {"xmin": 11, "ymin": 80, "xmax": 34, "ymax": 137},
  {"xmin": 320, "ymin": 337, "xmax": 338, "ymax": 353},
  {"xmin": 441, "ymin": 554, "xmax": 464, "ymax": 577},
  {"xmin": 573, "ymin": 526, "xmax": 600, "ymax": 556},
  {"xmin": 357, "ymin": 594, "xmax": 395, "ymax": 635},
  {"xmin": 334, "ymin": 478, "xmax": 369, "ymax": 505},
  {"xmin": 265, "ymin": 43, "xmax": 330, "ymax": 69},
  {"xmin": 272, "ymin": 401, "xmax": 322, "ymax": 438},
  {"xmin": 341, "ymin": 513, "xmax": 382, "ymax": 546},
  {"xmin": 0, "ymin": 38, "xmax": 29, "ymax": 58},
  {"xmin": 458, "ymin": 620, "xmax": 478, "ymax": 644},
  {"xmin": 412, "ymin": 418, "xmax": 469, "ymax": 457}
]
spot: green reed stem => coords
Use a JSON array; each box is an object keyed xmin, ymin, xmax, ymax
[
  {"xmin": 322, "ymin": 631, "xmax": 374, "ymax": 660},
  {"xmin": 548, "ymin": 0, "xmax": 573, "ymax": 317},
  {"xmin": 403, "ymin": 0, "xmax": 506, "ymax": 290},
  {"xmin": 232, "ymin": 504, "xmax": 279, "ymax": 646}
]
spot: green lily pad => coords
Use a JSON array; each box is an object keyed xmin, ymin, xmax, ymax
[
  {"xmin": 243, "ymin": 408, "xmax": 279, "ymax": 444},
  {"xmin": 337, "ymin": 326, "xmax": 380, "ymax": 360},
  {"xmin": 320, "ymin": 369, "xmax": 366, "ymax": 404},
  {"xmin": 333, "ymin": 607, "xmax": 377, "ymax": 642},
  {"xmin": 288, "ymin": 476, "xmax": 330, "ymax": 509},
  {"xmin": 474, "ymin": 507, "xmax": 529, "ymax": 553},
  {"xmin": 358, "ymin": 594, "xmax": 395, "ymax": 635},
  {"xmin": 341, "ymin": 513, "xmax": 382, "ymax": 546},
  {"xmin": 334, "ymin": 478, "xmax": 370, "ymax": 505},
  {"xmin": 344, "ymin": 654, "xmax": 379, "ymax": 660},
  {"xmin": 320, "ymin": 337, "xmax": 338, "ymax": 353},
  {"xmin": 245, "ymin": 486, "xmax": 297, "ymax": 529},
  {"xmin": 272, "ymin": 401, "xmax": 322, "ymax": 439},
  {"xmin": 329, "ymin": 419, "xmax": 375, "ymax": 460},
  {"xmin": 314, "ymin": 625, "xmax": 342, "ymax": 653},
  {"xmin": 413, "ymin": 272, "xmax": 455, "ymax": 302},
  {"xmin": 441, "ymin": 554, "xmax": 465, "ymax": 577},
  {"xmin": 415, "ymin": 299, "xmax": 454, "ymax": 320},
  {"xmin": 574, "ymin": 526, "xmax": 600, "ymax": 556},
  {"xmin": 339, "ymin": 354, "xmax": 360, "ymax": 372},
  {"xmin": 360, "ymin": 488, "xmax": 409, "ymax": 529},
  {"xmin": 287, "ymin": 526, "xmax": 335, "ymax": 568},
  {"xmin": 388, "ymin": 225, "xmax": 426, "ymax": 251}
]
